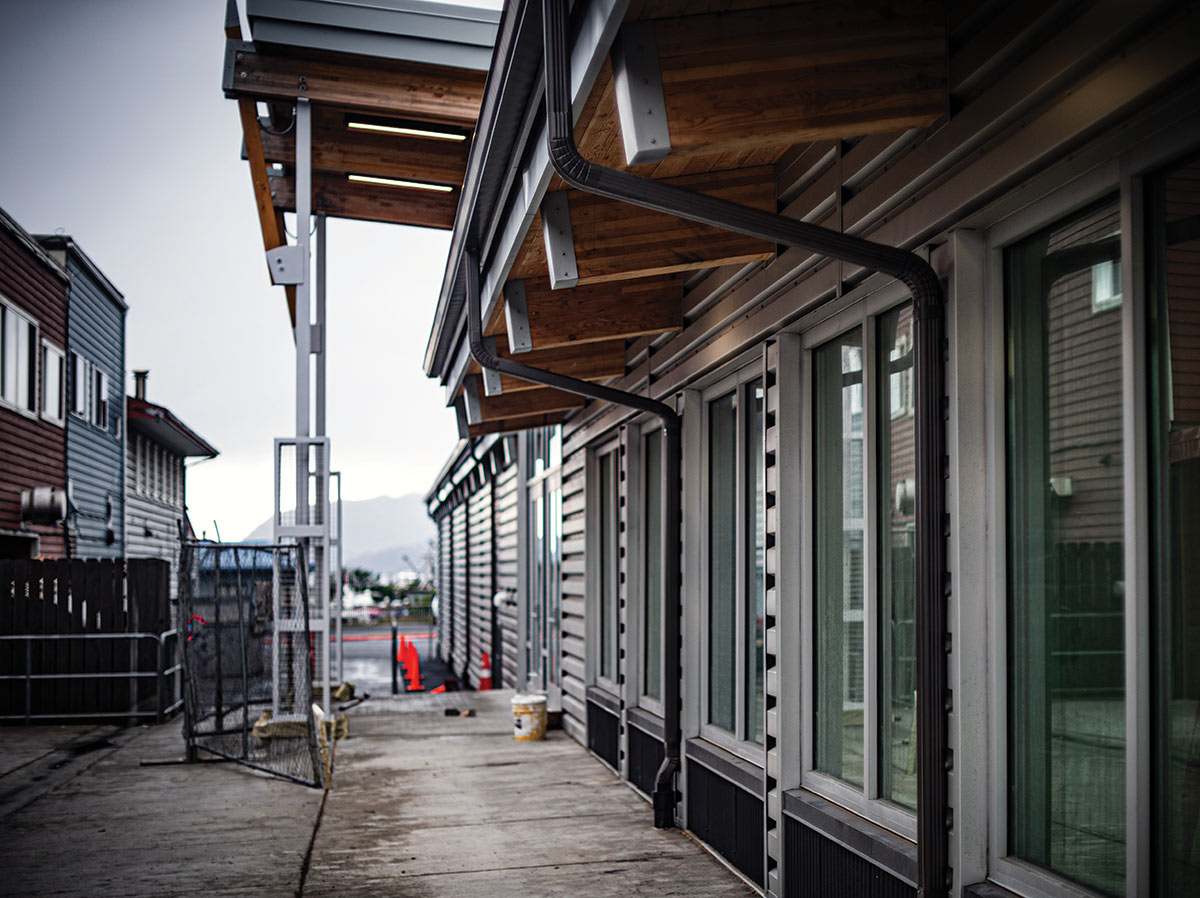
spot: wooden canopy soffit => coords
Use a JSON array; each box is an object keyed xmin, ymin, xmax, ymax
[
  {"xmin": 468, "ymin": 411, "xmax": 569, "ymax": 439},
  {"xmin": 466, "ymin": 335, "xmax": 628, "ymax": 394},
  {"xmin": 224, "ymin": 36, "xmax": 488, "ymax": 321}
]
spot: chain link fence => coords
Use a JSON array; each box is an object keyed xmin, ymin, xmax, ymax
[{"xmin": 179, "ymin": 542, "xmax": 324, "ymax": 787}]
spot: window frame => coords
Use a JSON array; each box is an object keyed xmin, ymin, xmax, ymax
[
  {"xmin": 39, "ymin": 339, "xmax": 65, "ymax": 426},
  {"xmin": 0, "ymin": 297, "xmax": 40, "ymax": 419},
  {"xmin": 796, "ymin": 280, "xmax": 919, "ymax": 842},
  {"xmin": 697, "ymin": 361, "xmax": 766, "ymax": 760},
  {"xmin": 970, "ymin": 137, "xmax": 1200, "ymax": 898},
  {"xmin": 70, "ymin": 351, "xmax": 88, "ymax": 419},
  {"xmin": 92, "ymin": 367, "xmax": 109, "ymax": 431},
  {"xmin": 627, "ymin": 418, "xmax": 666, "ymax": 718},
  {"xmin": 587, "ymin": 435, "xmax": 621, "ymax": 696}
]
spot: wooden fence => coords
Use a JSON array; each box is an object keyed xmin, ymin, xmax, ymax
[{"xmin": 0, "ymin": 558, "xmax": 173, "ymax": 720}]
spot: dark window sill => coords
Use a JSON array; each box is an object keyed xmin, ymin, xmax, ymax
[
  {"xmin": 685, "ymin": 737, "xmax": 763, "ymax": 796},
  {"xmin": 586, "ymin": 684, "xmax": 619, "ymax": 715},
  {"xmin": 782, "ymin": 788, "xmax": 917, "ymax": 888},
  {"xmin": 964, "ymin": 882, "xmax": 1024, "ymax": 898},
  {"xmin": 626, "ymin": 705, "xmax": 663, "ymax": 740}
]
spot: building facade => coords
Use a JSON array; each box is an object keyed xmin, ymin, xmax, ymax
[
  {"xmin": 125, "ymin": 371, "xmax": 217, "ymax": 600},
  {"xmin": 37, "ymin": 235, "xmax": 127, "ymax": 558},
  {"xmin": 424, "ymin": 4, "xmax": 1200, "ymax": 898},
  {"xmin": 0, "ymin": 207, "xmax": 69, "ymax": 558}
]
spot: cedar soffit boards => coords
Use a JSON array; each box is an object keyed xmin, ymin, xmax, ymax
[
  {"xmin": 440, "ymin": 0, "xmax": 948, "ymax": 432},
  {"xmin": 223, "ymin": 0, "xmax": 497, "ymax": 323}
]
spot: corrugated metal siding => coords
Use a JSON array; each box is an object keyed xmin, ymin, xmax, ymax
[
  {"xmin": 64, "ymin": 253, "xmax": 124, "ymax": 559},
  {"xmin": 124, "ymin": 432, "xmax": 185, "ymax": 601},
  {"xmin": 450, "ymin": 502, "xmax": 468, "ymax": 680},
  {"xmin": 0, "ymin": 227, "xmax": 68, "ymax": 557},
  {"xmin": 436, "ymin": 511, "xmax": 453, "ymax": 664},
  {"xmin": 628, "ymin": 720, "xmax": 664, "ymax": 798},
  {"xmin": 559, "ymin": 442, "xmax": 587, "ymax": 743},
  {"xmin": 783, "ymin": 814, "xmax": 914, "ymax": 898},
  {"xmin": 587, "ymin": 699, "xmax": 619, "ymax": 770},
  {"xmin": 493, "ymin": 460, "xmax": 519, "ymax": 688},
  {"xmin": 688, "ymin": 760, "xmax": 765, "ymax": 886},
  {"xmin": 467, "ymin": 481, "xmax": 493, "ymax": 685}
]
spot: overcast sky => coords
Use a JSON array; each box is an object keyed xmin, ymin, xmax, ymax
[{"xmin": 0, "ymin": 0, "xmax": 478, "ymax": 540}]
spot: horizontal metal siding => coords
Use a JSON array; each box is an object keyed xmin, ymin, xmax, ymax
[
  {"xmin": 493, "ymin": 460, "xmax": 519, "ymax": 688},
  {"xmin": 64, "ymin": 254, "xmax": 124, "ymax": 559},
  {"xmin": 467, "ymin": 482, "xmax": 493, "ymax": 685},
  {"xmin": 783, "ymin": 814, "xmax": 914, "ymax": 898},
  {"xmin": 451, "ymin": 502, "xmax": 468, "ymax": 679},
  {"xmin": 559, "ymin": 444, "xmax": 587, "ymax": 743},
  {"xmin": 688, "ymin": 760, "xmax": 764, "ymax": 887},
  {"xmin": 0, "ymin": 228, "xmax": 68, "ymax": 556}
]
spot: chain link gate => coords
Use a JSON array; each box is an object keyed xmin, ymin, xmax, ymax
[{"xmin": 179, "ymin": 541, "xmax": 324, "ymax": 787}]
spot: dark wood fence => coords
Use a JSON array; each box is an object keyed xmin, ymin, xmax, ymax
[{"xmin": 0, "ymin": 558, "xmax": 174, "ymax": 721}]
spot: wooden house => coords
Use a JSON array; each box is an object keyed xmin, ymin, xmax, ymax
[
  {"xmin": 125, "ymin": 371, "xmax": 218, "ymax": 601},
  {"xmin": 36, "ymin": 235, "xmax": 127, "ymax": 558},
  {"xmin": 0, "ymin": 206, "xmax": 69, "ymax": 558}
]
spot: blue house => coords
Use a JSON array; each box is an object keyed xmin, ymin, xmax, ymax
[{"xmin": 36, "ymin": 235, "xmax": 126, "ymax": 558}]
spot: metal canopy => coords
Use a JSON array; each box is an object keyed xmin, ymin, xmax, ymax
[{"xmin": 247, "ymin": 0, "xmax": 500, "ymax": 70}]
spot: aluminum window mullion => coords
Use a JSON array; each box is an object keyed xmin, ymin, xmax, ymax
[
  {"xmin": 735, "ymin": 380, "xmax": 747, "ymax": 743},
  {"xmin": 800, "ymin": 347, "xmax": 816, "ymax": 774},
  {"xmin": 1119, "ymin": 165, "xmax": 1150, "ymax": 898},
  {"xmin": 863, "ymin": 314, "xmax": 880, "ymax": 801}
]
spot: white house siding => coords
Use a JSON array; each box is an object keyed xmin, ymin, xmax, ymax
[{"xmin": 124, "ymin": 432, "xmax": 184, "ymax": 602}]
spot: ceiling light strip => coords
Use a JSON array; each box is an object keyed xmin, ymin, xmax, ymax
[
  {"xmin": 347, "ymin": 174, "xmax": 454, "ymax": 193},
  {"xmin": 346, "ymin": 121, "xmax": 466, "ymax": 141}
]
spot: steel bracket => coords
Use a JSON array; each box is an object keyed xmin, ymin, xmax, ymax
[
  {"xmin": 504, "ymin": 279, "xmax": 533, "ymax": 353},
  {"xmin": 540, "ymin": 191, "xmax": 578, "ymax": 289},
  {"xmin": 612, "ymin": 22, "xmax": 671, "ymax": 166},
  {"xmin": 266, "ymin": 245, "xmax": 305, "ymax": 286}
]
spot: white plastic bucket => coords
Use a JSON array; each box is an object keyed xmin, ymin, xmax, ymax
[{"xmin": 511, "ymin": 692, "xmax": 547, "ymax": 741}]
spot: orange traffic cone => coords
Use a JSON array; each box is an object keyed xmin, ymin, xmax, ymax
[
  {"xmin": 397, "ymin": 634, "xmax": 407, "ymax": 667},
  {"xmin": 430, "ymin": 683, "xmax": 447, "ymax": 694},
  {"xmin": 406, "ymin": 642, "xmax": 424, "ymax": 692},
  {"xmin": 478, "ymin": 651, "xmax": 492, "ymax": 691}
]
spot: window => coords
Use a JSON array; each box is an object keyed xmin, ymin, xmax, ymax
[
  {"xmin": 1, "ymin": 300, "xmax": 38, "ymax": 414},
  {"xmin": 803, "ymin": 292, "xmax": 916, "ymax": 827},
  {"xmin": 71, "ymin": 352, "xmax": 88, "ymax": 418},
  {"xmin": 137, "ymin": 436, "xmax": 146, "ymax": 495},
  {"xmin": 1005, "ymin": 197, "xmax": 1125, "ymax": 895},
  {"xmin": 595, "ymin": 447, "xmax": 619, "ymax": 684},
  {"xmin": 703, "ymin": 369, "xmax": 764, "ymax": 746},
  {"xmin": 92, "ymin": 368, "xmax": 109, "ymax": 430},
  {"xmin": 527, "ymin": 427, "xmax": 562, "ymax": 695},
  {"xmin": 40, "ymin": 341, "xmax": 64, "ymax": 423},
  {"xmin": 1147, "ymin": 152, "xmax": 1200, "ymax": 897},
  {"xmin": 643, "ymin": 426, "xmax": 664, "ymax": 702}
]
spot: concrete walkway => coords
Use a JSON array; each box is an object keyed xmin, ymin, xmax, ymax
[{"xmin": 1, "ymin": 690, "xmax": 755, "ymax": 897}]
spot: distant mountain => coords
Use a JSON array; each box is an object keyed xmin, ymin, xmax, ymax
[{"xmin": 242, "ymin": 494, "xmax": 435, "ymax": 576}]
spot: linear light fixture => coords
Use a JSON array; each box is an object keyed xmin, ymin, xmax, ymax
[
  {"xmin": 346, "ymin": 121, "xmax": 467, "ymax": 141},
  {"xmin": 347, "ymin": 174, "xmax": 454, "ymax": 193}
]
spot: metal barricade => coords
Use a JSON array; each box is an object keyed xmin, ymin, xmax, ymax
[{"xmin": 0, "ymin": 630, "xmax": 182, "ymax": 723}]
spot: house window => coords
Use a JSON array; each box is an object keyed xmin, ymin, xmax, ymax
[
  {"xmin": 527, "ymin": 427, "xmax": 562, "ymax": 695},
  {"xmin": 137, "ymin": 436, "xmax": 146, "ymax": 494},
  {"xmin": 1004, "ymin": 197, "xmax": 1125, "ymax": 895},
  {"xmin": 92, "ymin": 368, "xmax": 109, "ymax": 430},
  {"xmin": 70, "ymin": 352, "xmax": 88, "ymax": 418},
  {"xmin": 704, "ymin": 369, "xmax": 764, "ymax": 745},
  {"xmin": 596, "ymin": 447, "xmax": 619, "ymax": 684},
  {"xmin": 1147, "ymin": 152, "xmax": 1200, "ymax": 897},
  {"xmin": 40, "ymin": 341, "xmax": 64, "ymax": 423},
  {"xmin": 1, "ymin": 300, "xmax": 38, "ymax": 413},
  {"xmin": 643, "ymin": 426, "xmax": 663, "ymax": 702},
  {"xmin": 801, "ymin": 291, "xmax": 916, "ymax": 827}
]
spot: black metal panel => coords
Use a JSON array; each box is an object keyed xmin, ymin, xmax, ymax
[
  {"xmin": 783, "ymin": 814, "xmax": 915, "ymax": 898},
  {"xmin": 687, "ymin": 759, "xmax": 764, "ymax": 886},
  {"xmin": 587, "ymin": 699, "xmax": 619, "ymax": 770},
  {"xmin": 628, "ymin": 722, "xmax": 664, "ymax": 798}
]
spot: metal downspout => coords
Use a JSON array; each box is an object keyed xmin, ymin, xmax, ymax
[
  {"xmin": 539, "ymin": 1, "xmax": 948, "ymax": 892},
  {"xmin": 462, "ymin": 250, "xmax": 683, "ymax": 828}
]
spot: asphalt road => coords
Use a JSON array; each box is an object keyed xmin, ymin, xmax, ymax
[{"xmin": 337, "ymin": 621, "xmax": 440, "ymax": 697}]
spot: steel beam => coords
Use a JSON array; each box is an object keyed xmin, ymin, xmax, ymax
[
  {"xmin": 540, "ymin": 191, "xmax": 579, "ymax": 289},
  {"xmin": 503, "ymin": 279, "xmax": 533, "ymax": 353},
  {"xmin": 612, "ymin": 22, "xmax": 671, "ymax": 166}
]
